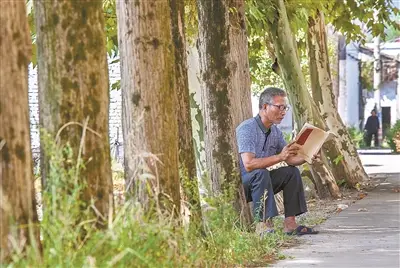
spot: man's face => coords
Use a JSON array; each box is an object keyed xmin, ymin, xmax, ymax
[
  {"xmin": 262, "ymin": 95, "xmax": 289, "ymax": 124},
  {"xmin": 371, "ymin": 111, "xmax": 376, "ymax": 116}
]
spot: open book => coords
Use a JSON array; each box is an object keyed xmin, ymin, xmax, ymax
[{"xmin": 293, "ymin": 123, "xmax": 336, "ymax": 164}]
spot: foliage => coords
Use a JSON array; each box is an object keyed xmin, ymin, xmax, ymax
[
  {"xmin": 282, "ymin": 131, "xmax": 293, "ymax": 143},
  {"xmin": 26, "ymin": 0, "xmax": 119, "ymax": 65},
  {"xmin": 26, "ymin": 0, "xmax": 36, "ymax": 66},
  {"xmin": 387, "ymin": 120, "xmax": 400, "ymax": 153},
  {"xmin": 285, "ymin": 0, "xmax": 400, "ymax": 43},
  {"xmin": 384, "ymin": 17, "xmax": 400, "ymax": 42},
  {"xmin": 185, "ymin": 0, "xmax": 198, "ymax": 45},
  {"xmin": 5, "ymin": 135, "xmax": 290, "ymax": 267},
  {"xmin": 245, "ymin": 0, "xmax": 399, "ymax": 97},
  {"xmin": 361, "ymin": 61, "xmax": 374, "ymax": 91},
  {"xmin": 103, "ymin": 0, "xmax": 118, "ymax": 57},
  {"xmin": 347, "ymin": 127, "xmax": 366, "ymax": 148},
  {"xmin": 248, "ymin": 36, "xmax": 284, "ymax": 95}
]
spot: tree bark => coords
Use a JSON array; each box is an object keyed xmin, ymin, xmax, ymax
[
  {"xmin": 373, "ymin": 36, "xmax": 382, "ymax": 145},
  {"xmin": 170, "ymin": 0, "xmax": 203, "ymax": 227},
  {"xmin": 197, "ymin": 0, "xmax": 252, "ymax": 224},
  {"xmin": 265, "ymin": 0, "xmax": 346, "ymax": 199},
  {"xmin": 117, "ymin": 0, "xmax": 181, "ymax": 215},
  {"xmin": 265, "ymin": 0, "xmax": 338, "ymax": 197},
  {"xmin": 307, "ymin": 10, "xmax": 369, "ymax": 187},
  {"xmin": 0, "ymin": 1, "xmax": 41, "ymax": 261},
  {"xmin": 35, "ymin": 0, "xmax": 113, "ymax": 221}
]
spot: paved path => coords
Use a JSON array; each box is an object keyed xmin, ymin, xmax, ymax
[
  {"xmin": 273, "ymin": 154, "xmax": 400, "ymax": 268},
  {"xmin": 359, "ymin": 153, "xmax": 400, "ymax": 175}
]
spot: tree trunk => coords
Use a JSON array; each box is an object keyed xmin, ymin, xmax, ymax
[
  {"xmin": 265, "ymin": 0, "xmax": 340, "ymax": 199},
  {"xmin": 307, "ymin": 10, "xmax": 368, "ymax": 186},
  {"xmin": 0, "ymin": 1, "xmax": 41, "ymax": 261},
  {"xmin": 170, "ymin": 0, "xmax": 203, "ymax": 227},
  {"xmin": 35, "ymin": 0, "xmax": 113, "ymax": 221},
  {"xmin": 197, "ymin": 0, "xmax": 252, "ymax": 224},
  {"xmin": 117, "ymin": 0, "xmax": 181, "ymax": 215},
  {"xmin": 309, "ymin": 151, "xmax": 341, "ymax": 199},
  {"xmin": 373, "ymin": 36, "xmax": 382, "ymax": 145}
]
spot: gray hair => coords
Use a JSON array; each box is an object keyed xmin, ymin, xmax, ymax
[{"xmin": 259, "ymin": 87, "xmax": 286, "ymax": 109}]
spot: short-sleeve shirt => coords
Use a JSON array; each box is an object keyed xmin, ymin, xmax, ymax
[{"xmin": 236, "ymin": 114, "xmax": 287, "ymax": 176}]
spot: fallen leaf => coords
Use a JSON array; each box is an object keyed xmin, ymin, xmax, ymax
[
  {"xmin": 358, "ymin": 208, "xmax": 368, "ymax": 212},
  {"xmin": 392, "ymin": 188, "xmax": 400, "ymax": 193},
  {"xmin": 357, "ymin": 193, "xmax": 367, "ymax": 200}
]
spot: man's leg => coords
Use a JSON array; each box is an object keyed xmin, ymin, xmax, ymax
[
  {"xmin": 270, "ymin": 166, "xmax": 307, "ymax": 232},
  {"xmin": 366, "ymin": 132, "xmax": 372, "ymax": 147},
  {"xmin": 374, "ymin": 131, "xmax": 379, "ymax": 147},
  {"xmin": 242, "ymin": 169, "xmax": 279, "ymax": 223}
]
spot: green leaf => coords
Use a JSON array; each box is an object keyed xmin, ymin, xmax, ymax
[{"xmin": 111, "ymin": 80, "xmax": 120, "ymax": 91}]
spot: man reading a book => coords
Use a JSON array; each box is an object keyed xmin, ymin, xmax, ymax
[{"xmin": 236, "ymin": 87, "xmax": 319, "ymax": 236}]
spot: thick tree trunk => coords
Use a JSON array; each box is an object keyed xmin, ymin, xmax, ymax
[
  {"xmin": 117, "ymin": 0, "xmax": 181, "ymax": 215},
  {"xmin": 170, "ymin": 0, "xmax": 203, "ymax": 227},
  {"xmin": 35, "ymin": 0, "xmax": 113, "ymax": 221},
  {"xmin": 308, "ymin": 151, "xmax": 341, "ymax": 199},
  {"xmin": 0, "ymin": 1, "xmax": 41, "ymax": 261},
  {"xmin": 197, "ymin": 0, "xmax": 252, "ymax": 224},
  {"xmin": 265, "ymin": 0, "xmax": 339, "ymax": 199},
  {"xmin": 307, "ymin": 11, "xmax": 369, "ymax": 186}
]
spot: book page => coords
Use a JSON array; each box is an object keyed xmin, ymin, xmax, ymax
[{"xmin": 294, "ymin": 123, "xmax": 331, "ymax": 164}]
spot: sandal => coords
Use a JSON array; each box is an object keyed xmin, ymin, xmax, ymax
[{"xmin": 285, "ymin": 225, "xmax": 319, "ymax": 236}]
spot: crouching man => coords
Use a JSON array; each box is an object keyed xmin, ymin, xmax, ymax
[{"xmin": 236, "ymin": 87, "xmax": 319, "ymax": 236}]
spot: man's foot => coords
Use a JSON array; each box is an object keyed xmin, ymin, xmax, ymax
[
  {"xmin": 283, "ymin": 216, "xmax": 297, "ymax": 233},
  {"xmin": 283, "ymin": 216, "xmax": 319, "ymax": 235},
  {"xmin": 285, "ymin": 225, "xmax": 319, "ymax": 236}
]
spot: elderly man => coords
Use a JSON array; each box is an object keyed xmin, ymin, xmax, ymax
[
  {"xmin": 236, "ymin": 87, "xmax": 318, "ymax": 236},
  {"xmin": 364, "ymin": 109, "xmax": 380, "ymax": 147}
]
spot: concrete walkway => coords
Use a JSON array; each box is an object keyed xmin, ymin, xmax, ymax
[{"xmin": 273, "ymin": 173, "xmax": 400, "ymax": 268}]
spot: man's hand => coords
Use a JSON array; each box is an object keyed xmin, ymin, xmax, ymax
[
  {"xmin": 311, "ymin": 151, "xmax": 322, "ymax": 164},
  {"xmin": 279, "ymin": 141, "xmax": 299, "ymax": 161}
]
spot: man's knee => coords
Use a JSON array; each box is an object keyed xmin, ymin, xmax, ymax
[
  {"xmin": 280, "ymin": 166, "xmax": 302, "ymax": 185},
  {"xmin": 281, "ymin": 165, "xmax": 301, "ymax": 177},
  {"xmin": 251, "ymin": 169, "xmax": 271, "ymax": 184}
]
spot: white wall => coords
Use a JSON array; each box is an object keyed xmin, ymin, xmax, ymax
[
  {"xmin": 345, "ymin": 42, "xmax": 361, "ymax": 128},
  {"xmin": 28, "ymin": 59, "xmax": 122, "ymax": 153},
  {"xmin": 364, "ymin": 81, "xmax": 399, "ymax": 127}
]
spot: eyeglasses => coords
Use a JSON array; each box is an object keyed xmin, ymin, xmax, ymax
[{"xmin": 266, "ymin": 103, "xmax": 290, "ymax": 112}]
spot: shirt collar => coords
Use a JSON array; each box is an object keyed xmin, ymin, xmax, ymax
[{"xmin": 254, "ymin": 114, "xmax": 270, "ymax": 134}]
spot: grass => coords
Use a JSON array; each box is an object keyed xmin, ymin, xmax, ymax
[
  {"xmin": 8, "ymin": 196, "xmax": 290, "ymax": 267},
  {"xmin": 5, "ymin": 137, "xmax": 295, "ymax": 267}
]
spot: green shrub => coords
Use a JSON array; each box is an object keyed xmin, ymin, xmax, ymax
[
  {"xmin": 387, "ymin": 120, "xmax": 400, "ymax": 153},
  {"xmin": 347, "ymin": 127, "xmax": 366, "ymax": 148}
]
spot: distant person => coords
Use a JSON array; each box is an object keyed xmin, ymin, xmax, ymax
[
  {"xmin": 236, "ymin": 87, "xmax": 319, "ymax": 237},
  {"xmin": 364, "ymin": 109, "xmax": 380, "ymax": 147}
]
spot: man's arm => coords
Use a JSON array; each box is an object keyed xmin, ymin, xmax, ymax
[
  {"xmin": 241, "ymin": 153, "xmax": 283, "ymax": 172},
  {"xmin": 285, "ymin": 155, "xmax": 306, "ymax": 166},
  {"xmin": 241, "ymin": 141, "xmax": 299, "ymax": 172}
]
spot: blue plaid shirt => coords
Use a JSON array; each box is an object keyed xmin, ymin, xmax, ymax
[{"xmin": 236, "ymin": 115, "xmax": 287, "ymax": 176}]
